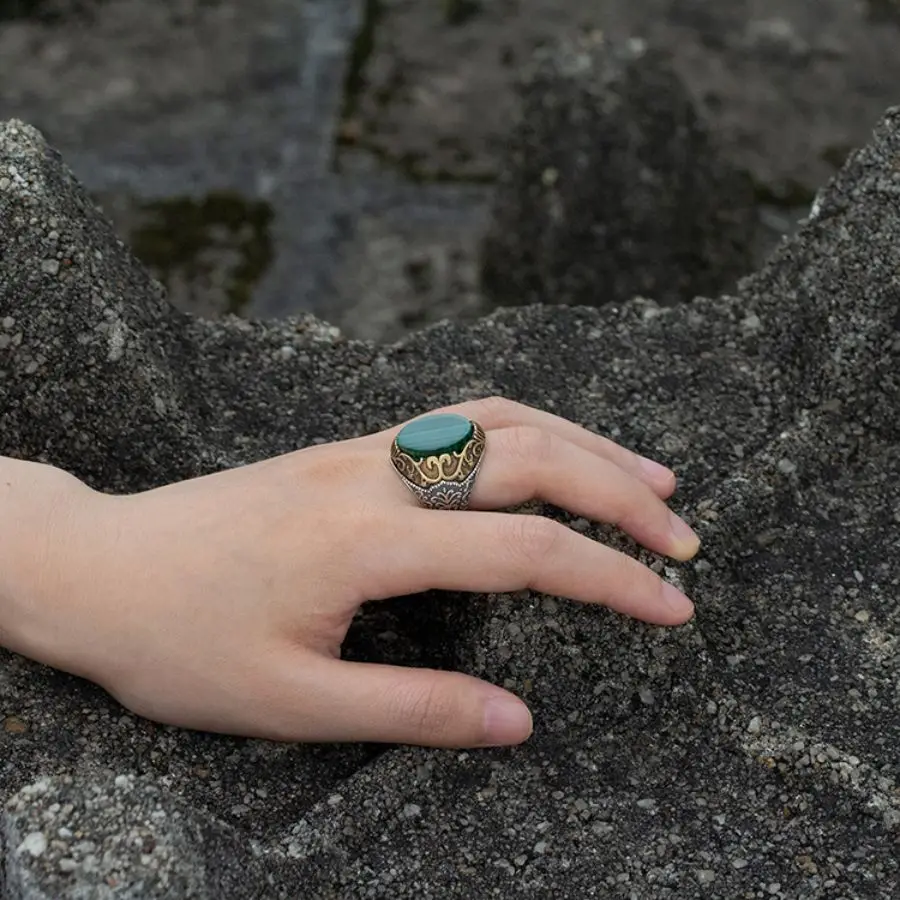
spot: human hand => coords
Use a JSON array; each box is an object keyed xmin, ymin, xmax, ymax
[{"xmin": 9, "ymin": 398, "xmax": 699, "ymax": 749}]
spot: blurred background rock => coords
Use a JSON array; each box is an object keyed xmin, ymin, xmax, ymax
[{"xmin": 2, "ymin": 0, "xmax": 900, "ymax": 341}]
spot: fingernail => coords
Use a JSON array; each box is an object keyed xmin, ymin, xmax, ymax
[
  {"xmin": 639, "ymin": 455, "xmax": 674, "ymax": 483},
  {"xmin": 482, "ymin": 693, "xmax": 533, "ymax": 747},
  {"xmin": 662, "ymin": 582, "xmax": 695, "ymax": 618},
  {"xmin": 670, "ymin": 511, "xmax": 699, "ymax": 546}
]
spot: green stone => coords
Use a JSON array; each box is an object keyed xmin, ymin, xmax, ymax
[{"xmin": 396, "ymin": 413, "xmax": 474, "ymax": 460}]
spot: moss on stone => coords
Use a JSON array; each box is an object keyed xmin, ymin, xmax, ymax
[
  {"xmin": 340, "ymin": 0, "xmax": 383, "ymax": 125},
  {"xmin": 127, "ymin": 191, "xmax": 273, "ymax": 316}
]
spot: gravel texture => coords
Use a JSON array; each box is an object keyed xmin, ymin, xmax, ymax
[
  {"xmin": 3, "ymin": 774, "xmax": 269, "ymax": 899},
  {"xmin": 2, "ymin": 38, "xmax": 900, "ymax": 898}
]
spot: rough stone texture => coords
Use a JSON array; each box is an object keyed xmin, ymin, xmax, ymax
[
  {"xmin": 0, "ymin": 0, "xmax": 346, "ymax": 177},
  {"xmin": 352, "ymin": 0, "xmax": 900, "ymax": 197},
  {"xmin": 481, "ymin": 33, "xmax": 759, "ymax": 310},
  {"xmin": 5, "ymin": 0, "xmax": 900, "ymax": 337},
  {"xmin": 0, "ymin": 0, "xmax": 368, "ymax": 324},
  {"xmin": 0, "ymin": 0, "xmax": 505, "ymax": 341},
  {"xmin": 2, "ymin": 74, "xmax": 900, "ymax": 900},
  {"xmin": 327, "ymin": 171, "xmax": 489, "ymax": 343},
  {"xmin": 3, "ymin": 774, "xmax": 271, "ymax": 899}
]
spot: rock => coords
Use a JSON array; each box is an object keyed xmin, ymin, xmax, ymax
[
  {"xmin": 0, "ymin": 0, "xmax": 365, "ymax": 323},
  {"xmin": 0, "ymin": 0, "xmax": 353, "ymax": 176},
  {"xmin": 2, "ymin": 79, "xmax": 900, "ymax": 899},
  {"xmin": 329, "ymin": 192, "xmax": 489, "ymax": 343},
  {"xmin": 481, "ymin": 33, "xmax": 758, "ymax": 310},
  {"xmin": 350, "ymin": 0, "xmax": 900, "ymax": 198},
  {"xmin": 5, "ymin": 0, "xmax": 900, "ymax": 332},
  {"xmin": 2, "ymin": 774, "xmax": 269, "ymax": 899}
]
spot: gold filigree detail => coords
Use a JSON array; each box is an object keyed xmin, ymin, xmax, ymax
[{"xmin": 391, "ymin": 421, "xmax": 486, "ymax": 489}]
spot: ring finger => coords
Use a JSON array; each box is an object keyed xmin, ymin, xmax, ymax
[
  {"xmin": 377, "ymin": 507, "xmax": 694, "ymax": 626},
  {"xmin": 434, "ymin": 397, "xmax": 676, "ymax": 498},
  {"xmin": 389, "ymin": 424, "xmax": 699, "ymax": 561}
]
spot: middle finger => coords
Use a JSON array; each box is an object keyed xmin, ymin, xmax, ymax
[
  {"xmin": 377, "ymin": 508, "xmax": 694, "ymax": 626},
  {"xmin": 466, "ymin": 426, "xmax": 700, "ymax": 561}
]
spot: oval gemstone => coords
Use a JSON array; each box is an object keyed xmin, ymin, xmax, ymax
[{"xmin": 395, "ymin": 413, "xmax": 474, "ymax": 460}]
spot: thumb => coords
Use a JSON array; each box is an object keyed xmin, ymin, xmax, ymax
[{"xmin": 300, "ymin": 658, "xmax": 534, "ymax": 748}]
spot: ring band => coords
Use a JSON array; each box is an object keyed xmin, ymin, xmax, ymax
[{"xmin": 390, "ymin": 413, "xmax": 487, "ymax": 510}]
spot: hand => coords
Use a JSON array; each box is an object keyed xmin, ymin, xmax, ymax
[{"xmin": 11, "ymin": 398, "xmax": 699, "ymax": 749}]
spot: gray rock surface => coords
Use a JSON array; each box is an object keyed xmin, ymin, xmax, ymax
[
  {"xmin": 3, "ymin": 774, "xmax": 269, "ymax": 899},
  {"xmin": 4, "ymin": 0, "xmax": 900, "ymax": 338},
  {"xmin": 481, "ymin": 33, "xmax": 758, "ymax": 310},
  {"xmin": 2, "ymin": 72, "xmax": 900, "ymax": 900},
  {"xmin": 0, "ymin": 0, "xmax": 368, "ymax": 324},
  {"xmin": 353, "ymin": 0, "xmax": 900, "ymax": 197},
  {"xmin": 0, "ymin": 0, "xmax": 352, "ymax": 181}
]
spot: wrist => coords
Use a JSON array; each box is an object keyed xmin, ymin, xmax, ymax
[{"xmin": 0, "ymin": 458, "xmax": 95, "ymax": 663}]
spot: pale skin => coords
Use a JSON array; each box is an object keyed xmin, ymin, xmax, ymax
[{"xmin": 0, "ymin": 397, "xmax": 699, "ymax": 749}]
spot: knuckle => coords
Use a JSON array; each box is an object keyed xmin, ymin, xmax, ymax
[
  {"xmin": 503, "ymin": 514, "xmax": 564, "ymax": 564},
  {"xmin": 597, "ymin": 467, "xmax": 652, "ymax": 526},
  {"xmin": 294, "ymin": 444, "xmax": 364, "ymax": 487},
  {"xmin": 603, "ymin": 487, "xmax": 636, "ymax": 529},
  {"xmin": 620, "ymin": 485, "xmax": 666, "ymax": 533},
  {"xmin": 506, "ymin": 425, "xmax": 554, "ymax": 465},
  {"xmin": 472, "ymin": 395, "xmax": 518, "ymax": 423}
]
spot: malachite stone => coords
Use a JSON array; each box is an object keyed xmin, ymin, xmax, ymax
[{"xmin": 395, "ymin": 413, "xmax": 474, "ymax": 460}]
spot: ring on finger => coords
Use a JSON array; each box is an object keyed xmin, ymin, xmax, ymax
[{"xmin": 390, "ymin": 413, "xmax": 487, "ymax": 511}]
